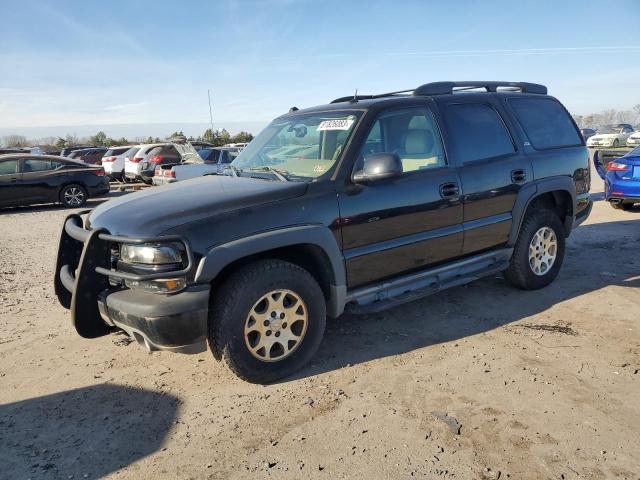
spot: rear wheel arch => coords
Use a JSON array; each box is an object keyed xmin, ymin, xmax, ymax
[{"xmin": 509, "ymin": 177, "xmax": 576, "ymax": 245}]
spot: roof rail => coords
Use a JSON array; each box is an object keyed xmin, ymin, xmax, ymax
[
  {"xmin": 329, "ymin": 81, "xmax": 547, "ymax": 104},
  {"xmin": 413, "ymin": 81, "xmax": 547, "ymax": 96},
  {"xmin": 330, "ymin": 89, "xmax": 413, "ymax": 104}
]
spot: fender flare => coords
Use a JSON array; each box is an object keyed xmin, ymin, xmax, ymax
[
  {"xmin": 194, "ymin": 225, "xmax": 347, "ymax": 317},
  {"xmin": 508, "ymin": 176, "xmax": 577, "ymax": 246}
]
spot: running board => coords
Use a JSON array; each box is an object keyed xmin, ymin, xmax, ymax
[{"xmin": 344, "ymin": 248, "xmax": 512, "ymax": 314}]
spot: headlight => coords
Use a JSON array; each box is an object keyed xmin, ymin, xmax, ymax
[{"xmin": 120, "ymin": 243, "xmax": 183, "ymax": 264}]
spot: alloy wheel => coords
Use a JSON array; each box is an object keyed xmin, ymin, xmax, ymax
[
  {"xmin": 528, "ymin": 226, "xmax": 557, "ymax": 276},
  {"xmin": 64, "ymin": 187, "xmax": 85, "ymax": 207},
  {"xmin": 244, "ymin": 289, "xmax": 308, "ymax": 362}
]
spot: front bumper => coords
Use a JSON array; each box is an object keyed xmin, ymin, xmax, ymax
[{"xmin": 54, "ymin": 213, "xmax": 208, "ymax": 353}]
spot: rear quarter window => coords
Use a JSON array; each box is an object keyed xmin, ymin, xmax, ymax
[{"xmin": 509, "ymin": 97, "xmax": 582, "ymax": 150}]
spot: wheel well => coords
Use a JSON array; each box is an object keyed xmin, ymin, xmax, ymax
[
  {"xmin": 525, "ymin": 190, "xmax": 573, "ymax": 234},
  {"xmin": 59, "ymin": 182, "xmax": 88, "ymax": 197},
  {"xmin": 209, "ymin": 244, "xmax": 335, "ymax": 303}
]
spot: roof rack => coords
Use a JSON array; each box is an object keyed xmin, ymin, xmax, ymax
[{"xmin": 329, "ymin": 81, "xmax": 547, "ymax": 104}]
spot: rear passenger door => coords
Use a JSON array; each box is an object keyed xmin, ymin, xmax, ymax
[{"xmin": 439, "ymin": 99, "xmax": 532, "ymax": 254}]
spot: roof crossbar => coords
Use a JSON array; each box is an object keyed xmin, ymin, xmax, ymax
[{"xmin": 329, "ymin": 81, "xmax": 547, "ymax": 104}]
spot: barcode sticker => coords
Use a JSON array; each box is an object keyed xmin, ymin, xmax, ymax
[{"xmin": 317, "ymin": 118, "xmax": 355, "ymax": 131}]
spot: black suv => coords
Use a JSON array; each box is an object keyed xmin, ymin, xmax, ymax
[{"xmin": 55, "ymin": 81, "xmax": 591, "ymax": 383}]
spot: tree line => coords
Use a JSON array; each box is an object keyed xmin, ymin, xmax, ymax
[{"xmin": 1, "ymin": 129, "xmax": 255, "ymax": 149}]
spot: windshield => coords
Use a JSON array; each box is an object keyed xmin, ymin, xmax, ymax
[
  {"xmin": 598, "ymin": 125, "xmax": 620, "ymax": 134},
  {"xmin": 232, "ymin": 111, "xmax": 361, "ymax": 180}
]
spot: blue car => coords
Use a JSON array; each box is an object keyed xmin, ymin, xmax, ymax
[{"xmin": 595, "ymin": 146, "xmax": 640, "ymax": 210}]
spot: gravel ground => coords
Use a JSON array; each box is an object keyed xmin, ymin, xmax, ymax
[{"xmin": 1, "ymin": 163, "xmax": 639, "ymax": 480}]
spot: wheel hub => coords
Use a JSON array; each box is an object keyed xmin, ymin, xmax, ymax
[
  {"xmin": 528, "ymin": 226, "xmax": 557, "ymax": 276},
  {"xmin": 244, "ymin": 289, "xmax": 308, "ymax": 362}
]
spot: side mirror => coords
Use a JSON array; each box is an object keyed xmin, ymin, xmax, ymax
[{"xmin": 353, "ymin": 152, "xmax": 403, "ymax": 183}]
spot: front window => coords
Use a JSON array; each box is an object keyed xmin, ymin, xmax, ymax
[{"xmin": 232, "ymin": 110, "xmax": 362, "ymax": 180}]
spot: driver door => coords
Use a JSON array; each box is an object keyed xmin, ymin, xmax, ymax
[{"xmin": 337, "ymin": 105, "xmax": 463, "ymax": 288}]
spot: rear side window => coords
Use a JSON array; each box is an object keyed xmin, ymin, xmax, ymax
[
  {"xmin": 23, "ymin": 159, "xmax": 61, "ymax": 172},
  {"xmin": 0, "ymin": 160, "xmax": 18, "ymax": 175},
  {"xmin": 444, "ymin": 103, "xmax": 515, "ymax": 163},
  {"xmin": 509, "ymin": 98, "xmax": 581, "ymax": 149}
]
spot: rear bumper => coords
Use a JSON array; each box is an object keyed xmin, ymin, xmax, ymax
[
  {"xmin": 152, "ymin": 176, "xmax": 176, "ymax": 186},
  {"xmin": 573, "ymin": 193, "xmax": 592, "ymax": 229},
  {"xmin": 54, "ymin": 213, "xmax": 206, "ymax": 353},
  {"xmin": 88, "ymin": 179, "xmax": 110, "ymax": 196}
]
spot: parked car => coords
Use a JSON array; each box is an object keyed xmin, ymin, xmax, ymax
[
  {"xmin": 54, "ymin": 80, "xmax": 591, "ymax": 383},
  {"xmin": 123, "ymin": 143, "xmax": 164, "ymax": 182},
  {"xmin": 625, "ymin": 130, "xmax": 640, "ymax": 147},
  {"xmin": 68, "ymin": 147, "xmax": 108, "ymax": 165},
  {"xmin": 153, "ymin": 147, "xmax": 241, "ymax": 185},
  {"xmin": 598, "ymin": 146, "xmax": 640, "ymax": 210},
  {"xmin": 60, "ymin": 145, "xmax": 98, "ymax": 157},
  {"xmin": 101, "ymin": 146, "xmax": 135, "ymax": 181},
  {"xmin": 0, "ymin": 148, "xmax": 30, "ymax": 154},
  {"xmin": 0, "ymin": 154, "xmax": 109, "ymax": 208},
  {"xmin": 586, "ymin": 124, "xmax": 635, "ymax": 148},
  {"xmin": 579, "ymin": 128, "xmax": 597, "ymax": 141}
]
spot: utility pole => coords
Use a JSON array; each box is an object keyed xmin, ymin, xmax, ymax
[{"xmin": 208, "ymin": 89, "xmax": 214, "ymax": 133}]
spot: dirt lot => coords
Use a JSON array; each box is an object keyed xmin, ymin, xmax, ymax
[{"xmin": 1, "ymin": 164, "xmax": 639, "ymax": 480}]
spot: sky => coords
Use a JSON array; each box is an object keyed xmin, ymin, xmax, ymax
[{"xmin": 0, "ymin": 0, "xmax": 639, "ymax": 137}]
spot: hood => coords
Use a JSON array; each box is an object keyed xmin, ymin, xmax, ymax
[{"xmin": 88, "ymin": 175, "xmax": 308, "ymax": 236}]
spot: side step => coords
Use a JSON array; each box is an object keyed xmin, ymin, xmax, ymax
[{"xmin": 344, "ymin": 248, "xmax": 512, "ymax": 314}]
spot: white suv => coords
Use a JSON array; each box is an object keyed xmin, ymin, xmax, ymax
[
  {"xmin": 124, "ymin": 143, "xmax": 165, "ymax": 182},
  {"xmin": 102, "ymin": 146, "xmax": 136, "ymax": 181}
]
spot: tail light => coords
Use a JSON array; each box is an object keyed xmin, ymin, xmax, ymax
[
  {"xmin": 149, "ymin": 155, "xmax": 164, "ymax": 164},
  {"xmin": 130, "ymin": 157, "xmax": 142, "ymax": 163},
  {"xmin": 166, "ymin": 170, "xmax": 176, "ymax": 178},
  {"xmin": 102, "ymin": 156, "xmax": 116, "ymax": 162},
  {"xmin": 608, "ymin": 161, "xmax": 630, "ymax": 171},
  {"xmin": 155, "ymin": 167, "xmax": 162, "ymax": 175},
  {"xmin": 92, "ymin": 169, "xmax": 106, "ymax": 176}
]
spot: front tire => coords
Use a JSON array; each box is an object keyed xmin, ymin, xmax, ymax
[
  {"xmin": 613, "ymin": 139, "xmax": 620, "ymax": 148},
  {"xmin": 209, "ymin": 259, "xmax": 326, "ymax": 383},
  {"xmin": 60, "ymin": 184, "xmax": 87, "ymax": 208},
  {"xmin": 505, "ymin": 209, "xmax": 565, "ymax": 290}
]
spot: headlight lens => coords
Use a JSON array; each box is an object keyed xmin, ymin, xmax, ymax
[{"xmin": 120, "ymin": 243, "xmax": 183, "ymax": 264}]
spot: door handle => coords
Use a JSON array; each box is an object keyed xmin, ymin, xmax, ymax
[
  {"xmin": 439, "ymin": 182, "xmax": 460, "ymax": 198},
  {"xmin": 511, "ymin": 169, "xmax": 526, "ymax": 183},
  {"xmin": 10, "ymin": 178, "xmax": 19, "ymax": 183}
]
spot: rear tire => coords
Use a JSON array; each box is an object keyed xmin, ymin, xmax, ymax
[
  {"xmin": 505, "ymin": 209, "xmax": 565, "ymax": 290},
  {"xmin": 208, "ymin": 259, "xmax": 326, "ymax": 384},
  {"xmin": 60, "ymin": 184, "xmax": 87, "ymax": 208}
]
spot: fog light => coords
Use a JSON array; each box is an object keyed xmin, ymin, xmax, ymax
[{"xmin": 125, "ymin": 277, "xmax": 186, "ymax": 294}]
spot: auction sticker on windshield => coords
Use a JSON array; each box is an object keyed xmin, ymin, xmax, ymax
[{"xmin": 317, "ymin": 118, "xmax": 355, "ymax": 131}]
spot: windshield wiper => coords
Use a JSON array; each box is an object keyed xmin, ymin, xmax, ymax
[{"xmin": 245, "ymin": 166, "xmax": 289, "ymax": 182}]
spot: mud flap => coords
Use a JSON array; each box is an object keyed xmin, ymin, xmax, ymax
[{"xmin": 70, "ymin": 229, "xmax": 114, "ymax": 338}]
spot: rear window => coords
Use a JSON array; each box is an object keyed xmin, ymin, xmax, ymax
[
  {"xmin": 443, "ymin": 103, "xmax": 515, "ymax": 162},
  {"xmin": 509, "ymin": 98, "xmax": 582, "ymax": 150},
  {"xmin": 105, "ymin": 147, "xmax": 129, "ymax": 156}
]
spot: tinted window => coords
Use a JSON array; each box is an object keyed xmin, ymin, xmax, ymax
[
  {"xmin": 23, "ymin": 159, "xmax": 61, "ymax": 172},
  {"xmin": 444, "ymin": 103, "xmax": 515, "ymax": 162},
  {"xmin": 510, "ymin": 98, "xmax": 582, "ymax": 149},
  {"xmin": 357, "ymin": 107, "xmax": 446, "ymax": 173},
  {"xmin": 0, "ymin": 160, "xmax": 18, "ymax": 175}
]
